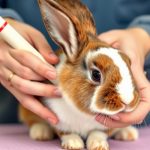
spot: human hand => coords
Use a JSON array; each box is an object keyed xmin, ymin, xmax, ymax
[
  {"xmin": 96, "ymin": 28, "xmax": 150, "ymax": 128},
  {"xmin": 0, "ymin": 18, "xmax": 60, "ymax": 124}
]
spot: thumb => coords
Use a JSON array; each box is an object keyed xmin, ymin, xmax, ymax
[
  {"xmin": 131, "ymin": 62, "xmax": 149, "ymax": 89},
  {"xmin": 98, "ymin": 30, "xmax": 120, "ymax": 45},
  {"xmin": 30, "ymin": 31, "xmax": 59, "ymax": 65}
]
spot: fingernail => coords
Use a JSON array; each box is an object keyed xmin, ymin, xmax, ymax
[
  {"xmin": 95, "ymin": 116, "xmax": 100, "ymax": 121},
  {"xmin": 95, "ymin": 115, "xmax": 101, "ymax": 121},
  {"xmin": 46, "ymin": 71, "xmax": 57, "ymax": 80},
  {"xmin": 53, "ymin": 88, "xmax": 62, "ymax": 97},
  {"xmin": 110, "ymin": 115, "xmax": 120, "ymax": 121},
  {"xmin": 49, "ymin": 53, "xmax": 58, "ymax": 59},
  {"xmin": 47, "ymin": 117, "xmax": 58, "ymax": 125}
]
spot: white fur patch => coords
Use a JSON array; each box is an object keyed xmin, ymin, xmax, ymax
[
  {"xmin": 90, "ymin": 86, "xmax": 125, "ymax": 115},
  {"xmin": 87, "ymin": 47, "xmax": 134, "ymax": 104},
  {"xmin": 86, "ymin": 47, "xmax": 134, "ymax": 115},
  {"xmin": 30, "ymin": 123, "xmax": 53, "ymax": 140},
  {"xmin": 61, "ymin": 133, "xmax": 84, "ymax": 149},
  {"xmin": 87, "ymin": 130, "xmax": 109, "ymax": 150},
  {"xmin": 44, "ymin": 93, "xmax": 107, "ymax": 138},
  {"xmin": 114, "ymin": 126, "xmax": 139, "ymax": 140}
]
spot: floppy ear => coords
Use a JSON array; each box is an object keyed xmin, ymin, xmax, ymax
[{"xmin": 38, "ymin": 0, "xmax": 80, "ymax": 62}]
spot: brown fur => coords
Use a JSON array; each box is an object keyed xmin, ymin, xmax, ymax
[
  {"xmin": 127, "ymin": 91, "xmax": 139, "ymax": 110},
  {"xmin": 126, "ymin": 132, "xmax": 137, "ymax": 141},
  {"xmin": 57, "ymin": 37, "xmax": 111, "ymax": 115},
  {"xmin": 105, "ymin": 128, "xmax": 119, "ymax": 137},
  {"xmin": 19, "ymin": 105, "xmax": 44, "ymax": 127},
  {"xmin": 94, "ymin": 55, "xmax": 123, "ymax": 112},
  {"xmin": 59, "ymin": 58, "xmax": 95, "ymax": 115},
  {"xmin": 39, "ymin": 0, "xmax": 96, "ymax": 41}
]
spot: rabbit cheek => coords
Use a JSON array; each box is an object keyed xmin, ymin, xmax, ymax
[
  {"xmin": 59, "ymin": 64, "xmax": 95, "ymax": 115},
  {"xmin": 88, "ymin": 56, "xmax": 125, "ymax": 115},
  {"xmin": 90, "ymin": 86, "xmax": 125, "ymax": 115},
  {"xmin": 89, "ymin": 47, "xmax": 137, "ymax": 115}
]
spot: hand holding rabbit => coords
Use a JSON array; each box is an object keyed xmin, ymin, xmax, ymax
[
  {"xmin": 0, "ymin": 18, "xmax": 61, "ymax": 124},
  {"xmin": 97, "ymin": 28, "xmax": 150, "ymax": 127}
]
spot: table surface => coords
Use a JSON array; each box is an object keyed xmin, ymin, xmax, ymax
[{"xmin": 0, "ymin": 124, "xmax": 149, "ymax": 150}]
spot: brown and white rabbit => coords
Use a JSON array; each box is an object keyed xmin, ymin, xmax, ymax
[{"xmin": 19, "ymin": 0, "xmax": 140, "ymax": 149}]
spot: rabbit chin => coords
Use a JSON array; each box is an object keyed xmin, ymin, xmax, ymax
[
  {"xmin": 89, "ymin": 100, "xmax": 138, "ymax": 116},
  {"xmin": 89, "ymin": 102, "xmax": 126, "ymax": 116}
]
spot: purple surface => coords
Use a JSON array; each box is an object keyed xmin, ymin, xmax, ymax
[{"xmin": 0, "ymin": 125, "xmax": 149, "ymax": 150}]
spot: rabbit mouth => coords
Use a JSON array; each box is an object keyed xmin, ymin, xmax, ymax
[
  {"xmin": 92, "ymin": 96, "xmax": 137, "ymax": 116},
  {"xmin": 94, "ymin": 104, "xmax": 136, "ymax": 116},
  {"xmin": 94, "ymin": 101, "xmax": 137, "ymax": 117}
]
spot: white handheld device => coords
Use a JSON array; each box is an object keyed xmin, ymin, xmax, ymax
[{"xmin": 0, "ymin": 16, "xmax": 47, "ymax": 63}]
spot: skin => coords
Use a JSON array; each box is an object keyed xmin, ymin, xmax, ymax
[
  {"xmin": 96, "ymin": 27, "xmax": 150, "ymax": 128},
  {"xmin": 0, "ymin": 18, "xmax": 61, "ymax": 124}
]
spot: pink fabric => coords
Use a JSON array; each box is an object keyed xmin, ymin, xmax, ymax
[{"xmin": 0, "ymin": 124, "xmax": 149, "ymax": 150}]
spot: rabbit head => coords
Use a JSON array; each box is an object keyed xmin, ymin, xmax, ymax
[{"xmin": 38, "ymin": 0, "xmax": 139, "ymax": 116}]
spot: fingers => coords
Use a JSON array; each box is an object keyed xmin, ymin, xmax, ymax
[
  {"xmin": 98, "ymin": 30, "xmax": 121, "ymax": 45},
  {"xmin": 4, "ymin": 51, "xmax": 43, "ymax": 81},
  {"xmin": 12, "ymin": 76, "xmax": 61, "ymax": 97},
  {"xmin": 1, "ymin": 67, "xmax": 61, "ymax": 97},
  {"xmin": 131, "ymin": 63, "xmax": 149, "ymax": 88},
  {"xmin": 96, "ymin": 101, "xmax": 150, "ymax": 128},
  {"xmin": 95, "ymin": 114, "xmax": 128, "ymax": 128},
  {"xmin": 9, "ymin": 49, "xmax": 57, "ymax": 80},
  {"xmin": 28, "ymin": 30, "xmax": 59, "ymax": 64},
  {"xmin": 0, "ymin": 20, "xmax": 60, "ymax": 125},
  {"xmin": 0, "ymin": 41, "xmax": 44, "ymax": 81},
  {"xmin": 117, "ymin": 101, "xmax": 150, "ymax": 124},
  {"xmin": 0, "ymin": 77, "xmax": 59, "ymax": 125}
]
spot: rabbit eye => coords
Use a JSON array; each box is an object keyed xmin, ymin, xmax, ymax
[{"xmin": 91, "ymin": 69, "xmax": 101, "ymax": 83}]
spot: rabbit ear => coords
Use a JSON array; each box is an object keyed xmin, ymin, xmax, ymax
[{"xmin": 38, "ymin": 0, "xmax": 80, "ymax": 62}]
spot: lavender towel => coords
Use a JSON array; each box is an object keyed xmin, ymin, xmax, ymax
[{"xmin": 0, "ymin": 125, "xmax": 149, "ymax": 150}]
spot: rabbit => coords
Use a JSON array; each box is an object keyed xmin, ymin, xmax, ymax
[{"xmin": 19, "ymin": 0, "xmax": 140, "ymax": 150}]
